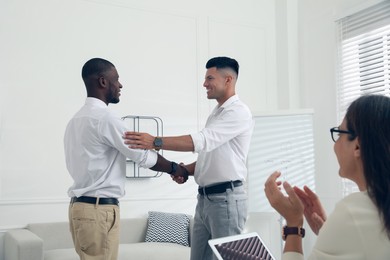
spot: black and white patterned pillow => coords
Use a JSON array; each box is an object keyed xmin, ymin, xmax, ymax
[{"xmin": 145, "ymin": 211, "xmax": 191, "ymax": 247}]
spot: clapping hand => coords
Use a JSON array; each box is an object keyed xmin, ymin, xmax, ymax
[
  {"xmin": 264, "ymin": 171, "xmax": 304, "ymax": 226},
  {"xmin": 294, "ymin": 185, "xmax": 327, "ymax": 235}
]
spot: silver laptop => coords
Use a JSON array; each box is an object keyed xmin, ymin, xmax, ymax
[{"xmin": 208, "ymin": 232, "xmax": 275, "ymax": 260}]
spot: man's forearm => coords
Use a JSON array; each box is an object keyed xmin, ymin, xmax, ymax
[
  {"xmin": 183, "ymin": 161, "xmax": 196, "ymax": 175},
  {"xmin": 124, "ymin": 132, "xmax": 195, "ymax": 152},
  {"xmin": 150, "ymin": 154, "xmax": 189, "ymax": 181},
  {"xmin": 162, "ymin": 135, "xmax": 194, "ymax": 152}
]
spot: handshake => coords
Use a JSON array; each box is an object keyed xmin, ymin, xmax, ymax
[
  {"xmin": 168, "ymin": 162, "xmax": 189, "ymax": 184},
  {"xmin": 123, "ymin": 131, "xmax": 191, "ymax": 183}
]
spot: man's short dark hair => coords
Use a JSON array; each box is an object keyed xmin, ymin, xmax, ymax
[
  {"xmin": 82, "ymin": 58, "xmax": 115, "ymax": 79},
  {"xmin": 205, "ymin": 57, "xmax": 239, "ymax": 77}
]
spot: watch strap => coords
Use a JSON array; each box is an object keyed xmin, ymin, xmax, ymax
[
  {"xmin": 168, "ymin": 162, "xmax": 178, "ymax": 175},
  {"xmin": 282, "ymin": 226, "xmax": 305, "ymax": 240},
  {"xmin": 153, "ymin": 137, "xmax": 163, "ymax": 150}
]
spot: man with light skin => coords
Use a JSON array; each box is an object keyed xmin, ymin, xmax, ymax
[{"xmin": 124, "ymin": 56, "xmax": 254, "ymax": 260}]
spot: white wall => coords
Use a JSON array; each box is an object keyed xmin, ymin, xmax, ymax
[
  {"xmin": 295, "ymin": 0, "xmax": 383, "ymax": 254},
  {"xmin": 0, "ymin": 0, "xmax": 278, "ymax": 258},
  {"xmin": 0, "ymin": 0, "xmax": 382, "ymax": 259},
  {"xmin": 298, "ymin": 0, "xmax": 384, "ymax": 211},
  {"xmin": 0, "ymin": 0, "xmax": 277, "ymax": 216}
]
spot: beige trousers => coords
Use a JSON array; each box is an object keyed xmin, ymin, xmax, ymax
[{"xmin": 69, "ymin": 202, "xmax": 120, "ymax": 260}]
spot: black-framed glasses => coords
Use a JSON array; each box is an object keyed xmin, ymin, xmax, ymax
[{"xmin": 330, "ymin": 127, "xmax": 355, "ymax": 142}]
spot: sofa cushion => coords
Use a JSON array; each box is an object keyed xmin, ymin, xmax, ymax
[
  {"xmin": 44, "ymin": 243, "xmax": 190, "ymax": 260},
  {"xmin": 120, "ymin": 242, "xmax": 190, "ymax": 260},
  {"xmin": 145, "ymin": 211, "xmax": 191, "ymax": 246},
  {"xmin": 120, "ymin": 217, "xmax": 148, "ymax": 243},
  {"xmin": 28, "ymin": 222, "xmax": 74, "ymax": 250},
  {"xmin": 45, "ymin": 249, "xmax": 78, "ymax": 260}
]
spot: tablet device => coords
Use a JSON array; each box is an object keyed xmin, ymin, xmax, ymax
[{"xmin": 208, "ymin": 232, "xmax": 275, "ymax": 260}]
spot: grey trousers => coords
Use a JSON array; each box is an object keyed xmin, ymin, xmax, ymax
[{"xmin": 190, "ymin": 185, "xmax": 248, "ymax": 260}]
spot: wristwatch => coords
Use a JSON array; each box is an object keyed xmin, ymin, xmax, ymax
[
  {"xmin": 282, "ymin": 226, "xmax": 305, "ymax": 241},
  {"xmin": 153, "ymin": 137, "xmax": 163, "ymax": 150},
  {"xmin": 169, "ymin": 162, "xmax": 178, "ymax": 175}
]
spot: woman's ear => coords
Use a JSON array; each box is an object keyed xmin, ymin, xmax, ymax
[{"xmin": 354, "ymin": 137, "xmax": 361, "ymax": 157}]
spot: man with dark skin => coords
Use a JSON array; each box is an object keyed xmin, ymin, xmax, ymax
[{"xmin": 64, "ymin": 57, "xmax": 188, "ymax": 260}]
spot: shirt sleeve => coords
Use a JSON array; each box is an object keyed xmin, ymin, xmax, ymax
[
  {"xmin": 191, "ymin": 107, "xmax": 254, "ymax": 153},
  {"xmin": 306, "ymin": 196, "xmax": 367, "ymax": 259},
  {"xmin": 98, "ymin": 111, "xmax": 158, "ymax": 168},
  {"xmin": 282, "ymin": 252, "xmax": 304, "ymax": 260}
]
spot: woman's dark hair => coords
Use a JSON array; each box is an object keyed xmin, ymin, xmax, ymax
[{"xmin": 345, "ymin": 94, "xmax": 390, "ymax": 238}]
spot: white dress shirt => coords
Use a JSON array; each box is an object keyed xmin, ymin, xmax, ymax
[
  {"xmin": 190, "ymin": 95, "xmax": 254, "ymax": 187},
  {"xmin": 283, "ymin": 191, "xmax": 390, "ymax": 260},
  {"xmin": 64, "ymin": 98, "xmax": 157, "ymax": 198}
]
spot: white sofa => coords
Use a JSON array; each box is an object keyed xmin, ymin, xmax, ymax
[
  {"xmin": 5, "ymin": 216, "xmax": 193, "ymax": 260},
  {"xmin": 4, "ymin": 212, "xmax": 281, "ymax": 260}
]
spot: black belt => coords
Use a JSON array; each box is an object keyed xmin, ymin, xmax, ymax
[
  {"xmin": 198, "ymin": 180, "xmax": 243, "ymax": 195},
  {"xmin": 71, "ymin": 196, "xmax": 119, "ymax": 206}
]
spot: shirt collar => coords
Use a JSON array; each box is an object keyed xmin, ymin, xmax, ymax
[
  {"xmin": 85, "ymin": 97, "xmax": 107, "ymax": 108},
  {"xmin": 218, "ymin": 95, "xmax": 239, "ymax": 109}
]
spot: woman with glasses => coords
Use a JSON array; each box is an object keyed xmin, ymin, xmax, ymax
[{"xmin": 264, "ymin": 94, "xmax": 390, "ymax": 259}]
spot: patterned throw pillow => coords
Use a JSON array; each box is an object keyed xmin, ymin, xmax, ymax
[{"xmin": 145, "ymin": 211, "xmax": 191, "ymax": 247}]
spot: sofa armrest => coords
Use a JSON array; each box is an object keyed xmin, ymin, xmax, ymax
[{"xmin": 5, "ymin": 229, "xmax": 44, "ymax": 260}]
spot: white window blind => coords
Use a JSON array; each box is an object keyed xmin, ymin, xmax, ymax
[
  {"xmin": 247, "ymin": 112, "xmax": 315, "ymax": 212},
  {"xmin": 337, "ymin": 0, "xmax": 390, "ymax": 118},
  {"xmin": 336, "ymin": 0, "xmax": 390, "ymax": 195}
]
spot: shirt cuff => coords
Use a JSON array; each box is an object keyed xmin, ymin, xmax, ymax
[
  {"xmin": 141, "ymin": 150, "xmax": 158, "ymax": 168},
  {"xmin": 190, "ymin": 132, "xmax": 205, "ymax": 153},
  {"xmin": 282, "ymin": 252, "xmax": 304, "ymax": 260}
]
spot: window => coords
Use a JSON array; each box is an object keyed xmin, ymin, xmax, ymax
[
  {"xmin": 247, "ymin": 111, "xmax": 315, "ymax": 212},
  {"xmin": 336, "ymin": 0, "xmax": 390, "ymax": 195}
]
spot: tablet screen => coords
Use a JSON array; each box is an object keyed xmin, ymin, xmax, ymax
[{"xmin": 208, "ymin": 232, "xmax": 275, "ymax": 260}]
